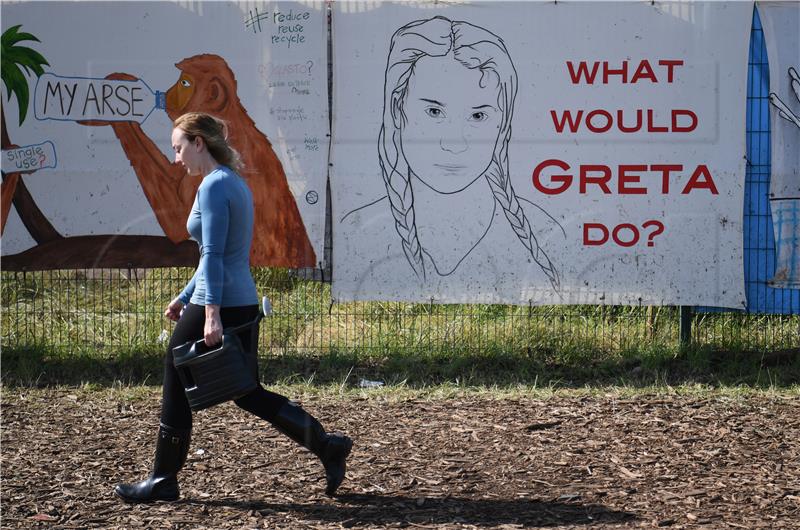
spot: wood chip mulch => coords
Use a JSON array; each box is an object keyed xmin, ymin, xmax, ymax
[{"xmin": 1, "ymin": 389, "xmax": 799, "ymax": 529}]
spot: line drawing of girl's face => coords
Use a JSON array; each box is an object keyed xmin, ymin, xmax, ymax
[
  {"xmin": 375, "ymin": 16, "xmax": 561, "ymax": 289},
  {"xmin": 400, "ymin": 54, "xmax": 503, "ymax": 194}
]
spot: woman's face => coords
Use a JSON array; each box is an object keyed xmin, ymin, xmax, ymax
[
  {"xmin": 171, "ymin": 127, "xmax": 202, "ymax": 176},
  {"xmin": 400, "ymin": 54, "xmax": 503, "ymax": 194}
]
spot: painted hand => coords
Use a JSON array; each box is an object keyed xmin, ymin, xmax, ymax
[
  {"xmin": 77, "ymin": 72, "xmax": 140, "ymax": 127},
  {"xmin": 769, "ymin": 67, "xmax": 800, "ymax": 129}
]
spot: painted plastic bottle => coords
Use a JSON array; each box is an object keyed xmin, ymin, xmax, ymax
[{"xmin": 34, "ymin": 72, "xmax": 166, "ymax": 123}]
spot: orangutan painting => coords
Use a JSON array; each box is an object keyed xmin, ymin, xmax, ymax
[
  {"xmin": 3, "ymin": 53, "xmax": 317, "ymax": 270},
  {"xmin": 98, "ymin": 54, "xmax": 317, "ymax": 268}
]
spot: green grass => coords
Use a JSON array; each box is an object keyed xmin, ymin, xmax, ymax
[
  {"xmin": 1, "ymin": 269, "xmax": 798, "ymax": 389},
  {"xmin": 3, "ymin": 340, "xmax": 798, "ymax": 390}
]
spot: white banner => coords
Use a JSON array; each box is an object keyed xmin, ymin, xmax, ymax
[
  {"xmin": 332, "ymin": 1, "xmax": 752, "ymax": 307},
  {"xmin": 759, "ymin": 1, "xmax": 800, "ymax": 288},
  {"xmin": 1, "ymin": 1, "xmax": 328, "ymax": 269}
]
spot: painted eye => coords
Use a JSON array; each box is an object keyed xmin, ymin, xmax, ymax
[
  {"xmin": 181, "ymin": 79, "xmax": 191, "ymax": 88},
  {"xmin": 425, "ymin": 107, "xmax": 444, "ymax": 118},
  {"xmin": 469, "ymin": 111, "xmax": 489, "ymax": 122}
]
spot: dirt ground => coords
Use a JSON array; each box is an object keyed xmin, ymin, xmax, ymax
[{"xmin": 2, "ymin": 388, "xmax": 799, "ymax": 529}]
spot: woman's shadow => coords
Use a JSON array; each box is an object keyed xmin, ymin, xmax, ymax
[{"xmin": 185, "ymin": 493, "xmax": 635, "ymax": 527}]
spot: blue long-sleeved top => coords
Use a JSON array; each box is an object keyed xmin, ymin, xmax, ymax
[{"xmin": 178, "ymin": 166, "xmax": 258, "ymax": 307}]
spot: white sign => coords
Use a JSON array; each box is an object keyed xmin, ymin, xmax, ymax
[
  {"xmin": 1, "ymin": 1, "xmax": 328, "ymax": 269},
  {"xmin": 34, "ymin": 73, "xmax": 165, "ymax": 123},
  {"xmin": 2, "ymin": 142, "xmax": 57, "ymax": 173},
  {"xmin": 331, "ymin": 1, "xmax": 752, "ymax": 307},
  {"xmin": 759, "ymin": 1, "xmax": 800, "ymax": 288}
]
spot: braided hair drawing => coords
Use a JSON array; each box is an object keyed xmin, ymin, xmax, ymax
[{"xmin": 378, "ymin": 16, "xmax": 560, "ymax": 289}]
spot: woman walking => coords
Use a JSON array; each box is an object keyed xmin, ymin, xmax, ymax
[{"xmin": 114, "ymin": 112, "xmax": 352, "ymax": 503}]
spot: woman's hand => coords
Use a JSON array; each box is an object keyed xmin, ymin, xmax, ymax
[
  {"xmin": 164, "ymin": 298, "xmax": 184, "ymax": 322},
  {"xmin": 204, "ymin": 304, "xmax": 223, "ymax": 346}
]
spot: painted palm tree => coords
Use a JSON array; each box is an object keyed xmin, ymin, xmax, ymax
[
  {"xmin": 1, "ymin": 24, "xmax": 60, "ymax": 240},
  {"xmin": 0, "ymin": 25, "xmax": 197, "ymax": 269}
]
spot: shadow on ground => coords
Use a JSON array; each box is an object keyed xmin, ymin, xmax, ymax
[{"xmin": 185, "ymin": 493, "xmax": 636, "ymax": 527}]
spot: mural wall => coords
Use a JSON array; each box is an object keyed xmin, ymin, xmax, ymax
[
  {"xmin": 759, "ymin": 1, "xmax": 800, "ymax": 289},
  {"xmin": 331, "ymin": 1, "xmax": 753, "ymax": 307},
  {"xmin": 2, "ymin": 1, "xmax": 798, "ymax": 312},
  {"xmin": 1, "ymin": 1, "xmax": 329, "ymax": 269}
]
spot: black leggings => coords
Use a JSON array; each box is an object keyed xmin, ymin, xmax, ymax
[{"xmin": 161, "ymin": 303, "xmax": 288, "ymax": 430}]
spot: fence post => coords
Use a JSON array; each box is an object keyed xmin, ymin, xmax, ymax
[{"xmin": 679, "ymin": 306, "xmax": 693, "ymax": 348}]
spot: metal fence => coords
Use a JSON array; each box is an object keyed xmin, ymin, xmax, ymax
[
  {"xmin": 1, "ymin": 8, "xmax": 798, "ymax": 358},
  {"xmin": 1, "ymin": 267, "xmax": 798, "ymax": 357}
]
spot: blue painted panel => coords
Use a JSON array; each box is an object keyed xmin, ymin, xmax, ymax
[
  {"xmin": 743, "ymin": 8, "xmax": 800, "ymax": 314},
  {"xmin": 703, "ymin": 7, "xmax": 799, "ymax": 314}
]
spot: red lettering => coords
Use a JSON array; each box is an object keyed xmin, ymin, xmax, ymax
[
  {"xmin": 647, "ymin": 109, "xmax": 669, "ymax": 132},
  {"xmin": 631, "ymin": 60, "xmax": 657, "ymax": 83},
  {"xmin": 567, "ymin": 59, "xmax": 684, "ymax": 85},
  {"xmin": 583, "ymin": 223, "xmax": 609, "ymax": 246},
  {"xmin": 612, "ymin": 224, "xmax": 640, "ymax": 247},
  {"xmin": 532, "ymin": 162, "xmax": 714, "ymax": 196},
  {"xmin": 603, "ymin": 61, "xmax": 628, "ymax": 84},
  {"xmin": 580, "ymin": 165, "xmax": 612, "ymax": 194},
  {"xmin": 658, "ymin": 59, "xmax": 684, "ymax": 82},
  {"xmin": 585, "ymin": 110, "xmax": 613, "ymax": 133},
  {"xmin": 550, "ymin": 109, "xmax": 583, "ymax": 133},
  {"xmin": 681, "ymin": 165, "xmax": 718, "ymax": 194},
  {"xmin": 566, "ymin": 61, "xmax": 600, "ymax": 84},
  {"xmin": 533, "ymin": 159, "xmax": 572, "ymax": 195},
  {"xmin": 549, "ymin": 108, "xmax": 700, "ymax": 134},
  {"xmin": 642, "ymin": 220, "xmax": 665, "ymax": 246},
  {"xmin": 671, "ymin": 109, "xmax": 697, "ymax": 132},
  {"xmin": 650, "ymin": 164, "xmax": 683, "ymax": 194},
  {"xmin": 618, "ymin": 109, "xmax": 643, "ymax": 133},
  {"xmin": 618, "ymin": 165, "xmax": 648, "ymax": 194},
  {"xmin": 584, "ymin": 222, "xmax": 663, "ymax": 247}
]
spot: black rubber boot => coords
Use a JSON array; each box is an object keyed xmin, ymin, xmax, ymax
[
  {"xmin": 114, "ymin": 423, "xmax": 191, "ymax": 503},
  {"xmin": 271, "ymin": 401, "xmax": 353, "ymax": 496}
]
